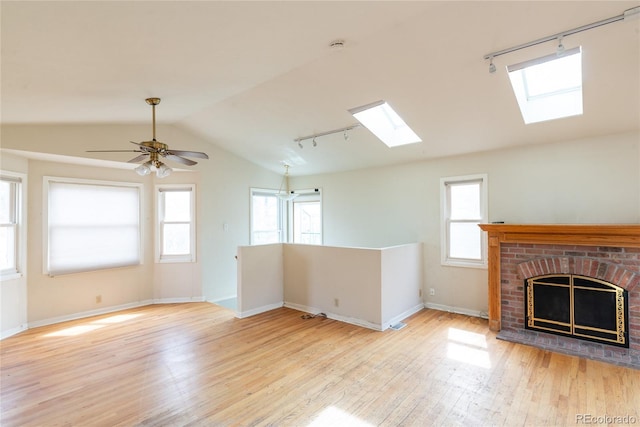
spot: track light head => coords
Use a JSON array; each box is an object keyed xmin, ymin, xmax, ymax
[
  {"xmin": 489, "ymin": 56, "xmax": 496, "ymax": 74},
  {"xmin": 312, "ymin": 137, "xmax": 317, "ymax": 147},
  {"xmin": 556, "ymin": 36, "xmax": 565, "ymax": 56},
  {"xmin": 344, "ymin": 130, "xmax": 349, "ymax": 141},
  {"xmin": 298, "ymin": 141, "xmax": 303, "ymax": 149}
]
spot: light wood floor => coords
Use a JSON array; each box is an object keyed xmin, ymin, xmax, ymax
[{"xmin": 1, "ymin": 303, "xmax": 639, "ymax": 426}]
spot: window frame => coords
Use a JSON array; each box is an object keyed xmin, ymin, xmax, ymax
[
  {"xmin": 155, "ymin": 184, "xmax": 196, "ymax": 263},
  {"xmin": 43, "ymin": 176, "xmax": 143, "ymax": 276},
  {"xmin": 288, "ymin": 188, "xmax": 323, "ymax": 245},
  {"xmin": 440, "ymin": 174, "xmax": 488, "ymax": 269},
  {"xmin": 250, "ymin": 188, "xmax": 285, "ymax": 245},
  {"xmin": 1, "ymin": 172, "xmax": 25, "ymax": 280}
]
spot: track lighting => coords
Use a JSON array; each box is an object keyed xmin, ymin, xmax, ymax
[
  {"xmin": 488, "ymin": 56, "xmax": 496, "ymax": 74},
  {"xmin": 294, "ymin": 124, "xmax": 360, "ymax": 148},
  {"xmin": 483, "ymin": 6, "xmax": 638, "ymax": 65}
]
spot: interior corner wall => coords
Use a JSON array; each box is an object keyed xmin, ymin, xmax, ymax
[{"xmin": 291, "ymin": 131, "xmax": 640, "ymax": 316}]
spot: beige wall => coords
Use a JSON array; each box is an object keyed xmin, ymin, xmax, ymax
[{"xmin": 291, "ymin": 131, "xmax": 640, "ymax": 316}]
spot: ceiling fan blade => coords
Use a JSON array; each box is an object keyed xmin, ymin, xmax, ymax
[
  {"xmin": 130, "ymin": 141, "xmax": 154, "ymax": 152},
  {"xmin": 164, "ymin": 154, "xmax": 197, "ymax": 166},
  {"xmin": 168, "ymin": 149, "xmax": 209, "ymax": 159},
  {"xmin": 86, "ymin": 149, "xmax": 142, "ymax": 153},
  {"xmin": 127, "ymin": 154, "xmax": 150, "ymax": 163}
]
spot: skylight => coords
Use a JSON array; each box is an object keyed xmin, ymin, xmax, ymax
[
  {"xmin": 348, "ymin": 101, "xmax": 422, "ymax": 147},
  {"xmin": 507, "ymin": 46, "xmax": 583, "ymax": 124}
]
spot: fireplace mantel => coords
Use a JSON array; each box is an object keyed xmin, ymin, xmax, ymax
[{"xmin": 478, "ymin": 224, "xmax": 640, "ymax": 331}]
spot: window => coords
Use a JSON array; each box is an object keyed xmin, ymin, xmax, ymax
[
  {"xmin": 507, "ymin": 47, "xmax": 583, "ymax": 124},
  {"xmin": 250, "ymin": 189, "xmax": 284, "ymax": 245},
  {"xmin": 1, "ymin": 173, "xmax": 23, "ymax": 278},
  {"xmin": 156, "ymin": 185, "xmax": 196, "ymax": 262},
  {"xmin": 441, "ymin": 174, "xmax": 488, "ymax": 268},
  {"xmin": 349, "ymin": 100, "xmax": 421, "ymax": 147},
  {"xmin": 44, "ymin": 177, "xmax": 142, "ymax": 276},
  {"xmin": 290, "ymin": 189, "xmax": 322, "ymax": 245}
]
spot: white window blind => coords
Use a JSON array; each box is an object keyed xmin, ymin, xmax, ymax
[{"xmin": 45, "ymin": 178, "xmax": 142, "ymax": 276}]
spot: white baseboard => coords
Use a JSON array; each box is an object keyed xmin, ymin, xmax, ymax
[
  {"xmin": 236, "ymin": 301, "xmax": 283, "ymax": 318},
  {"xmin": 25, "ymin": 297, "xmax": 207, "ymax": 331},
  {"xmin": 284, "ymin": 301, "xmax": 383, "ymax": 331},
  {"xmin": 424, "ymin": 302, "xmax": 487, "ymax": 319},
  {"xmin": 28, "ymin": 301, "xmax": 149, "ymax": 329},
  {"xmin": 154, "ymin": 296, "xmax": 206, "ymax": 304},
  {"xmin": 382, "ymin": 303, "xmax": 425, "ymax": 331},
  {"xmin": 209, "ymin": 294, "xmax": 237, "ymax": 303},
  {"xmin": 1, "ymin": 324, "xmax": 28, "ymax": 340}
]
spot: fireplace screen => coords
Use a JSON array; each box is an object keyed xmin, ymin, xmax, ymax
[{"xmin": 525, "ymin": 274, "xmax": 628, "ymax": 348}]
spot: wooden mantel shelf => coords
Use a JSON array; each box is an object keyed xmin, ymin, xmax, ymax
[{"xmin": 478, "ymin": 224, "xmax": 640, "ymax": 332}]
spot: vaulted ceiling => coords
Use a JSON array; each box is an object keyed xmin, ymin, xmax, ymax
[{"xmin": 2, "ymin": 1, "xmax": 639, "ymax": 175}]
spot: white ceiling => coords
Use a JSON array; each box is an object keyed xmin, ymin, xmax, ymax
[{"xmin": 2, "ymin": 1, "xmax": 639, "ymax": 176}]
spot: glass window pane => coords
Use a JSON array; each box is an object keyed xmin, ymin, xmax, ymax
[
  {"xmin": 163, "ymin": 224, "xmax": 190, "ymax": 255},
  {"xmin": 0, "ymin": 226, "xmax": 16, "ymax": 271},
  {"xmin": 450, "ymin": 183, "xmax": 480, "ymax": 219},
  {"xmin": 449, "ymin": 222, "xmax": 481, "ymax": 260},
  {"xmin": 293, "ymin": 201, "xmax": 321, "ymax": 244},
  {"xmin": 0, "ymin": 181, "xmax": 12, "ymax": 223},
  {"xmin": 251, "ymin": 193, "xmax": 280, "ymax": 244},
  {"xmin": 164, "ymin": 191, "xmax": 191, "ymax": 221}
]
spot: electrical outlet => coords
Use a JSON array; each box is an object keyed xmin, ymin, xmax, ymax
[
  {"xmin": 429, "ymin": 288, "xmax": 435, "ymax": 296},
  {"xmin": 96, "ymin": 295, "xmax": 102, "ymax": 304},
  {"xmin": 419, "ymin": 289, "xmax": 422, "ymax": 297},
  {"xmin": 334, "ymin": 298, "xmax": 339, "ymax": 307}
]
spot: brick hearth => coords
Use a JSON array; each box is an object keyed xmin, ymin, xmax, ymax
[{"xmin": 479, "ymin": 224, "xmax": 640, "ymax": 369}]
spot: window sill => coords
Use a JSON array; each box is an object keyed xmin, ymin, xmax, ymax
[
  {"xmin": 1, "ymin": 272, "xmax": 23, "ymax": 282},
  {"xmin": 442, "ymin": 260, "xmax": 487, "ymax": 269}
]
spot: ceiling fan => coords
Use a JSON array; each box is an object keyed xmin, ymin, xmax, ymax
[{"xmin": 87, "ymin": 97, "xmax": 209, "ymax": 177}]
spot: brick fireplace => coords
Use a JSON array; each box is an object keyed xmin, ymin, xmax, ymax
[{"xmin": 478, "ymin": 224, "xmax": 640, "ymax": 369}]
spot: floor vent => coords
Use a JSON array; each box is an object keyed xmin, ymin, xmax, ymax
[{"xmin": 389, "ymin": 322, "xmax": 406, "ymax": 330}]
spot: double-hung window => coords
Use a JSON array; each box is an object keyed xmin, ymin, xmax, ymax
[
  {"xmin": 441, "ymin": 174, "xmax": 488, "ymax": 268},
  {"xmin": 290, "ymin": 189, "xmax": 322, "ymax": 245},
  {"xmin": 1, "ymin": 173, "xmax": 23, "ymax": 278},
  {"xmin": 44, "ymin": 177, "xmax": 142, "ymax": 276},
  {"xmin": 156, "ymin": 185, "xmax": 196, "ymax": 262},
  {"xmin": 250, "ymin": 189, "xmax": 284, "ymax": 245}
]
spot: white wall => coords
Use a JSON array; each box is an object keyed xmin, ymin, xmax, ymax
[
  {"xmin": 291, "ymin": 131, "xmax": 640, "ymax": 316},
  {"xmin": 381, "ymin": 243, "xmax": 423, "ymax": 327},
  {"xmin": 0, "ymin": 153, "xmax": 29, "ymax": 338},
  {"xmin": 236, "ymin": 243, "xmax": 283, "ymax": 317},
  {"xmin": 238, "ymin": 243, "xmax": 423, "ymax": 330},
  {"xmin": 284, "ymin": 244, "xmax": 383, "ymax": 327}
]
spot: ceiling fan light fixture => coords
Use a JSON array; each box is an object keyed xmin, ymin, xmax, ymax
[
  {"xmin": 135, "ymin": 161, "xmax": 152, "ymax": 176},
  {"xmin": 156, "ymin": 163, "xmax": 172, "ymax": 178}
]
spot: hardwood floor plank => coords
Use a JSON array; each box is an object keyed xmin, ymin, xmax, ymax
[{"xmin": 1, "ymin": 303, "xmax": 639, "ymax": 426}]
